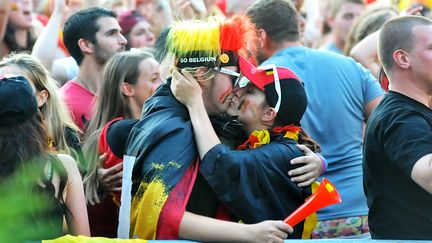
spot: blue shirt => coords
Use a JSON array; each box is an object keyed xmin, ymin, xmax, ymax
[
  {"xmin": 319, "ymin": 43, "xmax": 344, "ymax": 55},
  {"xmin": 262, "ymin": 46, "xmax": 383, "ymax": 220}
]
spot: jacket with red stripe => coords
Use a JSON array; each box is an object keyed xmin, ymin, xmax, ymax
[{"xmin": 125, "ymin": 80, "xmax": 216, "ymax": 239}]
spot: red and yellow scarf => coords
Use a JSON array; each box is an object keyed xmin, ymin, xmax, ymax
[
  {"xmin": 237, "ymin": 124, "xmax": 318, "ymax": 239},
  {"xmin": 237, "ymin": 125, "xmax": 301, "ymax": 150}
]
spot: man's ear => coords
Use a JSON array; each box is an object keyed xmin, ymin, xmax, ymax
[
  {"xmin": 260, "ymin": 28, "xmax": 278, "ymax": 51},
  {"xmin": 393, "ymin": 49, "xmax": 410, "ymax": 69},
  {"xmin": 257, "ymin": 28, "xmax": 267, "ymax": 48},
  {"xmin": 120, "ymin": 82, "xmax": 135, "ymax": 97},
  {"xmin": 261, "ymin": 106, "xmax": 277, "ymax": 123},
  {"xmin": 36, "ymin": 90, "xmax": 49, "ymax": 108},
  {"xmin": 77, "ymin": 38, "xmax": 93, "ymax": 54}
]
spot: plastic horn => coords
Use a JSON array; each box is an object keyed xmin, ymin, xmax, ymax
[{"xmin": 284, "ymin": 178, "xmax": 342, "ymax": 226}]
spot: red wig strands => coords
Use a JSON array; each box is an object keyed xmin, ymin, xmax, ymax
[{"xmin": 219, "ymin": 15, "xmax": 258, "ymax": 58}]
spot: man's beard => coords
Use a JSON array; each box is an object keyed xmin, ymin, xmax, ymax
[{"xmin": 94, "ymin": 45, "xmax": 125, "ymax": 65}]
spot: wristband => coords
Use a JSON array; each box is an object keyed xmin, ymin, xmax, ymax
[{"xmin": 317, "ymin": 153, "xmax": 327, "ymax": 176}]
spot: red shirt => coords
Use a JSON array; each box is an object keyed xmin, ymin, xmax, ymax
[{"xmin": 60, "ymin": 80, "xmax": 96, "ymax": 131}]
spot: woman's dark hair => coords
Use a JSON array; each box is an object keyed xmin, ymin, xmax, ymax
[
  {"xmin": 273, "ymin": 117, "xmax": 321, "ymax": 153},
  {"xmin": 0, "ymin": 111, "xmax": 67, "ymax": 200},
  {"xmin": 297, "ymin": 128, "xmax": 321, "ymax": 152},
  {"xmin": 83, "ymin": 50, "xmax": 154, "ymax": 204},
  {"xmin": 4, "ymin": 24, "xmax": 36, "ymax": 53}
]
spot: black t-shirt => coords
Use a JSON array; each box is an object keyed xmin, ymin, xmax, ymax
[
  {"xmin": 363, "ymin": 91, "xmax": 432, "ymax": 240},
  {"xmin": 107, "ymin": 118, "xmax": 139, "ymax": 158}
]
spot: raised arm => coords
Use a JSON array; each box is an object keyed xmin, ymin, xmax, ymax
[
  {"xmin": 32, "ymin": 0, "xmax": 67, "ymax": 70},
  {"xmin": 349, "ymin": 4, "xmax": 424, "ymax": 79},
  {"xmin": 0, "ymin": 0, "xmax": 11, "ymax": 50},
  {"xmin": 350, "ymin": 30, "xmax": 381, "ymax": 78}
]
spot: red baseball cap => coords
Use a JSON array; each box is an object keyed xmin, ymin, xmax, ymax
[
  {"xmin": 238, "ymin": 56, "xmax": 307, "ymax": 125},
  {"xmin": 239, "ymin": 56, "xmax": 302, "ymax": 90}
]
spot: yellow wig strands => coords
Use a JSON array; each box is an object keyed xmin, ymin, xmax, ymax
[{"xmin": 167, "ymin": 18, "xmax": 222, "ymax": 59}]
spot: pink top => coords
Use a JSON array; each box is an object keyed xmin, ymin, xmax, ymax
[{"xmin": 60, "ymin": 80, "xmax": 96, "ymax": 131}]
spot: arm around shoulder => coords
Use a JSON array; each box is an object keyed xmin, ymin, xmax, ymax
[
  {"xmin": 411, "ymin": 153, "xmax": 432, "ymax": 194},
  {"xmin": 57, "ymin": 153, "xmax": 90, "ymax": 236}
]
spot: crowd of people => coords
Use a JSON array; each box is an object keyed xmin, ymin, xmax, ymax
[{"xmin": 0, "ymin": 0, "xmax": 431, "ymax": 242}]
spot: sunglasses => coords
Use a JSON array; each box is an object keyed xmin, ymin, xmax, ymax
[
  {"xmin": 216, "ymin": 64, "xmax": 284, "ymax": 113},
  {"xmin": 213, "ymin": 67, "xmax": 251, "ymax": 88}
]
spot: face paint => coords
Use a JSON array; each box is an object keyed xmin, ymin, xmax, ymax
[
  {"xmin": 219, "ymin": 86, "xmax": 232, "ymax": 103},
  {"xmin": 250, "ymin": 105, "xmax": 258, "ymax": 118},
  {"xmin": 238, "ymin": 98, "xmax": 250, "ymax": 114}
]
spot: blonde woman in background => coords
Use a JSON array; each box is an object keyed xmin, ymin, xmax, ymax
[
  {"xmin": 344, "ymin": 3, "xmax": 398, "ymax": 56},
  {"xmin": 0, "ymin": 53, "xmax": 84, "ymax": 168},
  {"xmin": 83, "ymin": 50, "xmax": 163, "ymax": 237}
]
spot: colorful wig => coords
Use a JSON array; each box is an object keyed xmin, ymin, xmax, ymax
[
  {"xmin": 165, "ymin": 15, "xmax": 257, "ymax": 68},
  {"xmin": 399, "ymin": 0, "xmax": 432, "ymax": 10}
]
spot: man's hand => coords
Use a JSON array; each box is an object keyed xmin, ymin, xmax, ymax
[
  {"xmin": 247, "ymin": 220, "xmax": 292, "ymax": 243},
  {"xmin": 171, "ymin": 68, "xmax": 203, "ymax": 110},
  {"xmin": 97, "ymin": 155, "xmax": 123, "ymax": 194}
]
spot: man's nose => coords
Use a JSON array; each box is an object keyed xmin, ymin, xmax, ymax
[{"xmin": 119, "ymin": 33, "xmax": 128, "ymax": 45}]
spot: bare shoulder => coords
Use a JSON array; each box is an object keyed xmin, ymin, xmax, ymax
[{"xmin": 56, "ymin": 153, "xmax": 80, "ymax": 176}]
